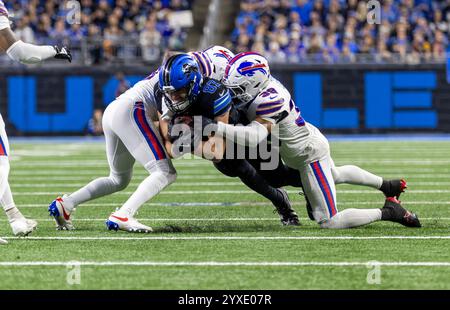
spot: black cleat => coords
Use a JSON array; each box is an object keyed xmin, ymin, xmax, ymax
[
  {"xmin": 274, "ymin": 189, "xmax": 300, "ymax": 226},
  {"xmin": 381, "ymin": 197, "xmax": 421, "ymax": 228},
  {"xmin": 299, "ymin": 191, "xmax": 315, "ymax": 221},
  {"xmin": 380, "ymin": 179, "xmax": 407, "ymax": 198}
]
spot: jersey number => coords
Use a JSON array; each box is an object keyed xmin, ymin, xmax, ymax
[
  {"xmin": 261, "ymin": 88, "xmax": 278, "ymax": 97},
  {"xmin": 204, "ymin": 80, "xmax": 221, "ymax": 94}
]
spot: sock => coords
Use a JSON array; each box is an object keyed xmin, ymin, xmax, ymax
[
  {"xmin": 5, "ymin": 206, "xmax": 25, "ymax": 223},
  {"xmin": 6, "ymin": 40, "xmax": 56, "ymax": 64},
  {"xmin": 0, "ymin": 157, "xmax": 24, "ymax": 222},
  {"xmin": 320, "ymin": 208, "xmax": 382, "ymax": 229},
  {"xmin": 66, "ymin": 172, "xmax": 132, "ymax": 212},
  {"xmin": 332, "ymin": 165, "xmax": 382, "ymax": 189},
  {"xmin": 118, "ymin": 170, "xmax": 176, "ymax": 217}
]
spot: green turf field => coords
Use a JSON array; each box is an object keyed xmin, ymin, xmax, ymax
[{"xmin": 0, "ymin": 140, "xmax": 449, "ymax": 289}]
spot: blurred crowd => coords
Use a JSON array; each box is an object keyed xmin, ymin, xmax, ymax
[
  {"xmin": 6, "ymin": 0, "xmax": 193, "ymax": 64},
  {"xmin": 229, "ymin": 0, "xmax": 450, "ymax": 63}
]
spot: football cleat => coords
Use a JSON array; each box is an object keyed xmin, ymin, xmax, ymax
[
  {"xmin": 381, "ymin": 197, "xmax": 421, "ymax": 228},
  {"xmin": 106, "ymin": 212, "xmax": 153, "ymax": 233},
  {"xmin": 274, "ymin": 188, "xmax": 300, "ymax": 226},
  {"xmin": 299, "ymin": 191, "xmax": 315, "ymax": 221},
  {"xmin": 48, "ymin": 196, "xmax": 75, "ymax": 230},
  {"xmin": 10, "ymin": 218, "xmax": 37, "ymax": 236},
  {"xmin": 0, "ymin": 238, "xmax": 8, "ymax": 245},
  {"xmin": 380, "ymin": 179, "xmax": 407, "ymax": 198}
]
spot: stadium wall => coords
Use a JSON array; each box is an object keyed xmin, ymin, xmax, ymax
[{"xmin": 0, "ymin": 64, "xmax": 449, "ymax": 135}]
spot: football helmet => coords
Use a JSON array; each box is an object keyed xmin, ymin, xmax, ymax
[
  {"xmin": 223, "ymin": 52, "xmax": 270, "ymax": 104},
  {"xmin": 159, "ymin": 54, "xmax": 202, "ymax": 113}
]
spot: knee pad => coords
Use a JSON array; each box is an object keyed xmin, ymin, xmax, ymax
[
  {"xmin": 213, "ymin": 160, "xmax": 240, "ymax": 178},
  {"xmin": 109, "ymin": 171, "xmax": 132, "ymax": 191}
]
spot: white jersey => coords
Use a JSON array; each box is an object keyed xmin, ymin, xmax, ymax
[
  {"xmin": 115, "ymin": 70, "xmax": 161, "ymax": 121},
  {"xmin": 245, "ymin": 77, "xmax": 328, "ymax": 166},
  {"xmin": 0, "ymin": 0, "xmax": 10, "ymax": 30},
  {"xmin": 0, "ymin": 1, "xmax": 8, "ymax": 17},
  {"xmin": 190, "ymin": 45, "xmax": 234, "ymax": 81}
]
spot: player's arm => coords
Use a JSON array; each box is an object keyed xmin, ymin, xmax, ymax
[
  {"xmin": 0, "ymin": 18, "xmax": 71, "ymax": 64},
  {"xmin": 157, "ymin": 112, "xmax": 175, "ymax": 159},
  {"xmin": 215, "ymin": 117, "xmax": 272, "ymax": 148}
]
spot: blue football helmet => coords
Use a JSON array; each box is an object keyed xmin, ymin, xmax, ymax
[{"xmin": 159, "ymin": 54, "xmax": 202, "ymax": 113}]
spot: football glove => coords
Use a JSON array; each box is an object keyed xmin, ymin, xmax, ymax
[{"xmin": 54, "ymin": 46, "xmax": 72, "ymax": 63}]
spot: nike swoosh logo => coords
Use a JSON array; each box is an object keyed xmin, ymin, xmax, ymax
[
  {"xmin": 219, "ymin": 90, "xmax": 227, "ymax": 97},
  {"xmin": 57, "ymin": 198, "xmax": 70, "ymax": 220},
  {"xmin": 111, "ymin": 215, "xmax": 129, "ymax": 222},
  {"xmin": 269, "ymin": 95, "xmax": 277, "ymax": 100}
]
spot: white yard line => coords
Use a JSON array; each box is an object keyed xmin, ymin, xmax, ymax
[
  {"xmin": 8, "ymin": 181, "xmax": 450, "ymax": 187},
  {"xmin": 10, "ymin": 189, "xmax": 450, "ymax": 195},
  {"xmin": 9, "ymin": 157, "xmax": 450, "ymax": 167},
  {"xmin": 0, "ymin": 261, "xmax": 449, "ymax": 267},
  {"xmin": 16, "ymin": 201, "xmax": 450, "ymax": 208},
  {"xmin": 0, "ymin": 217, "xmax": 448, "ymax": 222},
  {"xmin": 2, "ymin": 236, "xmax": 450, "ymax": 241}
]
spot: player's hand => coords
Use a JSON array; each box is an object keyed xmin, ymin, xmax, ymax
[{"xmin": 54, "ymin": 46, "xmax": 72, "ymax": 63}]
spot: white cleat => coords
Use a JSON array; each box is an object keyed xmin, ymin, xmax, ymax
[
  {"xmin": 10, "ymin": 218, "xmax": 38, "ymax": 236},
  {"xmin": 48, "ymin": 195, "xmax": 75, "ymax": 230},
  {"xmin": 0, "ymin": 238, "xmax": 7, "ymax": 245},
  {"xmin": 106, "ymin": 212, "xmax": 153, "ymax": 233}
]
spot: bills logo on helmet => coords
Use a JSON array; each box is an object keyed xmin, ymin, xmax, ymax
[
  {"xmin": 214, "ymin": 50, "xmax": 232, "ymax": 60},
  {"xmin": 236, "ymin": 61, "xmax": 268, "ymax": 77}
]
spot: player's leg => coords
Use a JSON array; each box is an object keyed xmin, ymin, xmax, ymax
[
  {"xmin": 331, "ymin": 160, "xmax": 407, "ymax": 197},
  {"xmin": 105, "ymin": 102, "xmax": 176, "ymax": 232},
  {"xmin": 301, "ymin": 157, "xmax": 420, "ymax": 228},
  {"xmin": 48, "ymin": 102, "xmax": 135, "ymax": 230},
  {"xmin": 214, "ymin": 158, "xmax": 299, "ymax": 225},
  {"xmin": 0, "ymin": 116, "xmax": 37, "ymax": 236},
  {"xmin": 300, "ymin": 157, "xmax": 381, "ymax": 228},
  {"xmin": 248, "ymin": 152, "xmax": 302, "ymax": 188}
]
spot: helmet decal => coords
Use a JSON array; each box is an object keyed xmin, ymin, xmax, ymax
[
  {"xmin": 213, "ymin": 50, "xmax": 232, "ymax": 60},
  {"xmin": 237, "ymin": 61, "xmax": 268, "ymax": 77}
]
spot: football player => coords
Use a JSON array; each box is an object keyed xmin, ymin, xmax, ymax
[
  {"xmin": 0, "ymin": 0, "xmax": 71, "ymax": 239},
  {"xmin": 208, "ymin": 52, "xmax": 420, "ymax": 229},
  {"xmin": 48, "ymin": 68, "xmax": 176, "ymax": 232},
  {"xmin": 0, "ymin": 1, "xmax": 71, "ymax": 64},
  {"xmin": 158, "ymin": 53, "xmax": 304, "ymax": 225}
]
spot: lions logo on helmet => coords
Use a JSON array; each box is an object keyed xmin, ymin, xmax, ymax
[
  {"xmin": 223, "ymin": 52, "xmax": 271, "ymax": 104},
  {"xmin": 159, "ymin": 54, "xmax": 202, "ymax": 113}
]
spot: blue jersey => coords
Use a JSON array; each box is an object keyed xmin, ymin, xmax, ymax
[{"xmin": 162, "ymin": 77, "xmax": 232, "ymax": 121}]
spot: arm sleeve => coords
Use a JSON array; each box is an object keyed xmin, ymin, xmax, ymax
[
  {"xmin": 6, "ymin": 40, "xmax": 56, "ymax": 64},
  {"xmin": 212, "ymin": 87, "xmax": 232, "ymax": 117},
  {"xmin": 216, "ymin": 120, "xmax": 269, "ymax": 148}
]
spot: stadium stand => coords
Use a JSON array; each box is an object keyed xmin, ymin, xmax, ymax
[
  {"xmin": 2, "ymin": 0, "xmax": 194, "ymax": 64},
  {"xmin": 228, "ymin": 0, "xmax": 449, "ymax": 63}
]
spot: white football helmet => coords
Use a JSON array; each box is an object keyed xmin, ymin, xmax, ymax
[
  {"xmin": 223, "ymin": 52, "xmax": 271, "ymax": 104},
  {"xmin": 189, "ymin": 45, "xmax": 235, "ymax": 81},
  {"xmin": 202, "ymin": 45, "xmax": 235, "ymax": 80}
]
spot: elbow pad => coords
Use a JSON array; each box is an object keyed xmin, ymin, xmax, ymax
[{"xmin": 6, "ymin": 40, "xmax": 56, "ymax": 64}]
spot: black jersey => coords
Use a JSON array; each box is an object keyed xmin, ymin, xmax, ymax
[
  {"xmin": 161, "ymin": 77, "xmax": 232, "ymax": 121},
  {"xmin": 189, "ymin": 77, "xmax": 232, "ymax": 119}
]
